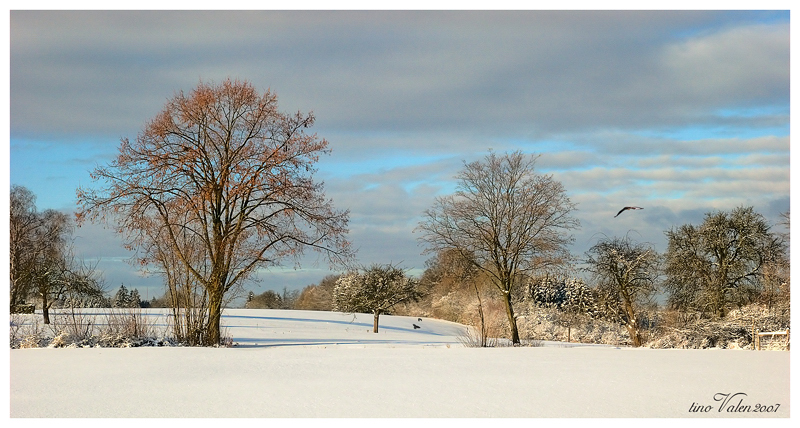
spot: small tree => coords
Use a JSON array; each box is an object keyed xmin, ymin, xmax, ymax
[
  {"xmin": 759, "ymin": 211, "xmax": 789, "ymax": 313},
  {"xmin": 25, "ymin": 213, "xmax": 101, "ymax": 325},
  {"xmin": 585, "ymin": 235, "xmax": 659, "ymax": 347},
  {"xmin": 129, "ymin": 289, "xmax": 142, "ymax": 308},
  {"xmin": 112, "ymin": 285, "xmax": 130, "ymax": 308},
  {"xmin": 281, "ymin": 287, "xmax": 300, "ymax": 309},
  {"xmin": 333, "ymin": 264, "xmax": 421, "ymax": 333}
]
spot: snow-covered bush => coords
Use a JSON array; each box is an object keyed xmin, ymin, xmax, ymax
[
  {"xmin": 48, "ymin": 309, "xmax": 97, "ymax": 345},
  {"xmin": 644, "ymin": 304, "xmax": 789, "ymax": 350},
  {"xmin": 10, "ymin": 309, "xmax": 179, "ymax": 349},
  {"xmin": 11, "ymin": 315, "xmax": 48, "ymax": 349},
  {"xmin": 524, "ymin": 276, "xmax": 599, "ymax": 315},
  {"xmin": 429, "ymin": 291, "xmax": 472, "ymax": 324},
  {"xmin": 516, "ymin": 305, "xmax": 630, "ymax": 345},
  {"xmin": 48, "ymin": 329, "xmax": 73, "ymax": 348},
  {"xmin": 517, "ymin": 276, "xmax": 634, "ymax": 346},
  {"xmin": 10, "ymin": 314, "xmax": 25, "ymax": 347},
  {"xmin": 105, "ymin": 307, "xmax": 153, "ymax": 338}
]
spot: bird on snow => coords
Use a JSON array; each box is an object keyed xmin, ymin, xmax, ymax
[
  {"xmin": 614, "ymin": 206, "xmax": 643, "ymax": 218},
  {"xmin": 413, "ymin": 324, "xmax": 421, "ymax": 329}
]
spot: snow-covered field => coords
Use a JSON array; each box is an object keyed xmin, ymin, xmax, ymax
[{"xmin": 8, "ymin": 309, "xmax": 791, "ymax": 418}]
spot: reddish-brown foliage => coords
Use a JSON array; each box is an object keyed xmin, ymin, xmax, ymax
[{"xmin": 77, "ymin": 78, "xmax": 353, "ymax": 345}]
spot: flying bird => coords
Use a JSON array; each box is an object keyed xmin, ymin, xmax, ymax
[
  {"xmin": 413, "ymin": 324, "xmax": 421, "ymax": 329},
  {"xmin": 614, "ymin": 206, "xmax": 643, "ymax": 218},
  {"xmin": 418, "ymin": 318, "xmax": 422, "ymax": 322}
]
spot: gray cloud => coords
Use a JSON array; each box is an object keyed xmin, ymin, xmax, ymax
[{"xmin": 11, "ymin": 11, "xmax": 789, "ymax": 140}]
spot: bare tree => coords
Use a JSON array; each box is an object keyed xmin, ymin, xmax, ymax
[
  {"xmin": 779, "ymin": 210, "xmax": 790, "ymax": 237},
  {"xmin": 417, "ymin": 151, "xmax": 579, "ymax": 345},
  {"xmin": 30, "ymin": 228, "xmax": 68, "ymax": 324},
  {"xmin": 585, "ymin": 235, "xmax": 659, "ymax": 347},
  {"xmin": 9, "ymin": 185, "xmax": 98, "ymax": 323},
  {"xmin": 58, "ymin": 257, "xmax": 106, "ymax": 310},
  {"xmin": 10, "ymin": 185, "xmax": 37, "ymax": 307},
  {"xmin": 77, "ymin": 78, "xmax": 353, "ymax": 345},
  {"xmin": 664, "ymin": 206, "xmax": 785, "ymax": 318},
  {"xmin": 10, "ymin": 186, "xmax": 69, "ymax": 312},
  {"xmin": 333, "ymin": 264, "xmax": 421, "ymax": 333}
]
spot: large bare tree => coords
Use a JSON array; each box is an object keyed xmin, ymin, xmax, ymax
[
  {"xmin": 77, "ymin": 79, "xmax": 353, "ymax": 345},
  {"xmin": 417, "ymin": 151, "xmax": 579, "ymax": 345}
]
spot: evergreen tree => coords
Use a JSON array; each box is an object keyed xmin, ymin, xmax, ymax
[
  {"xmin": 112, "ymin": 285, "xmax": 129, "ymax": 308},
  {"xmin": 526, "ymin": 276, "xmax": 599, "ymax": 323},
  {"xmin": 129, "ymin": 288, "xmax": 142, "ymax": 308}
]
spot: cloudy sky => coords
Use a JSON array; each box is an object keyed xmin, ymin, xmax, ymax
[{"xmin": 7, "ymin": 8, "xmax": 791, "ymax": 301}]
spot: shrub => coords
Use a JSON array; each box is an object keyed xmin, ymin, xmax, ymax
[
  {"xmin": 10, "ymin": 308, "xmax": 180, "ymax": 349},
  {"xmin": 643, "ymin": 303, "xmax": 789, "ymax": 349}
]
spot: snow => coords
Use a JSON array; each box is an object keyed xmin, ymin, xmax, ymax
[{"xmin": 8, "ymin": 309, "xmax": 792, "ymax": 419}]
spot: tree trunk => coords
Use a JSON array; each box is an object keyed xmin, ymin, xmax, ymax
[
  {"xmin": 623, "ymin": 299, "xmax": 641, "ymax": 347},
  {"xmin": 474, "ymin": 282, "xmax": 487, "ymax": 347},
  {"xmin": 625, "ymin": 322, "xmax": 642, "ymax": 347},
  {"xmin": 42, "ymin": 293, "xmax": 51, "ymax": 325},
  {"xmin": 502, "ymin": 291, "xmax": 520, "ymax": 345},
  {"xmin": 206, "ymin": 292, "xmax": 222, "ymax": 346},
  {"xmin": 373, "ymin": 310, "xmax": 381, "ymax": 333},
  {"xmin": 10, "ymin": 273, "xmax": 19, "ymax": 308}
]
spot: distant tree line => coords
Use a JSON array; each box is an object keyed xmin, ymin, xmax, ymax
[{"xmin": 245, "ymin": 287, "xmax": 300, "ymax": 310}]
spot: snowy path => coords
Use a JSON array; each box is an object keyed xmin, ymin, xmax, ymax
[{"xmin": 9, "ymin": 309, "xmax": 790, "ymax": 418}]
